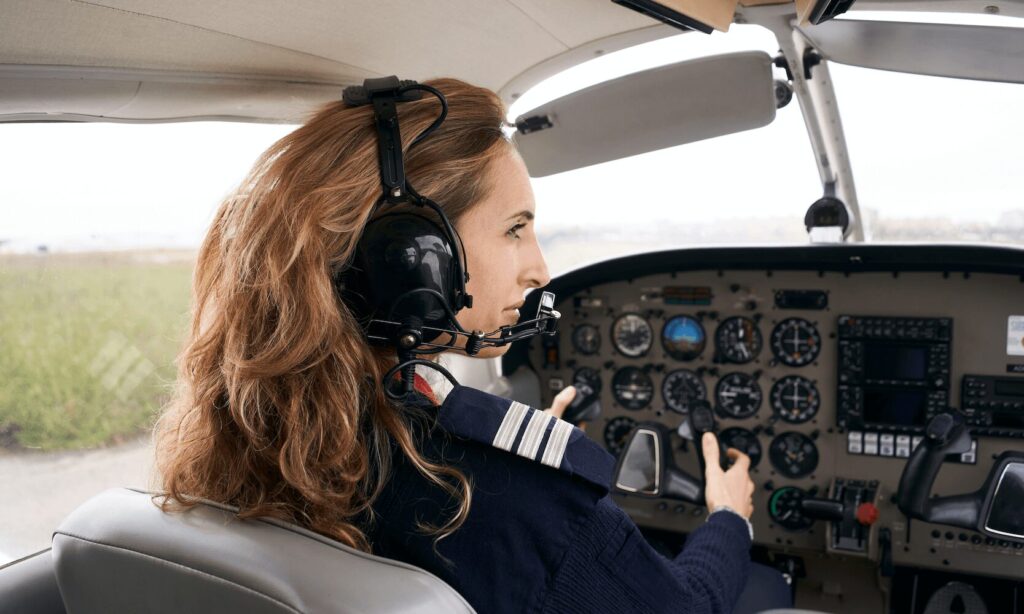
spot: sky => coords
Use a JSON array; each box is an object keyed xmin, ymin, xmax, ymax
[{"xmin": 1, "ymin": 22, "xmax": 1022, "ymax": 253}]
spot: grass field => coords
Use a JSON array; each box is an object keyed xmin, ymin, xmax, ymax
[{"xmin": 0, "ymin": 251, "xmax": 194, "ymax": 451}]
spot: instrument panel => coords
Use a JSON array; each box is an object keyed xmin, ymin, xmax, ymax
[{"xmin": 506, "ymin": 245, "xmax": 1024, "ymax": 583}]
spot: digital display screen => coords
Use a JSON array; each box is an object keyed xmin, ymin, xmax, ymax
[
  {"xmin": 995, "ymin": 379, "xmax": 1024, "ymax": 397},
  {"xmin": 864, "ymin": 389, "xmax": 928, "ymax": 426},
  {"xmin": 864, "ymin": 344, "xmax": 928, "ymax": 381},
  {"xmin": 991, "ymin": 410, "xmax": 1024, "ymax": 429},
  {"xmin": 986, "ymin": 462, "xmax": 1024, "ymax": 538}
]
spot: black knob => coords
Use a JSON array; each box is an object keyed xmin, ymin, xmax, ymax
[
  {"xmin": 690, "ymin": 401, "xmax": 716, "ymax": 435},
  {"xmin": 801, "ymin": 497, "xmax": 844, "ymax": 521},
  {"xmin": 925, "ymin": 412, "xmax": 963, "ymax": 446}
]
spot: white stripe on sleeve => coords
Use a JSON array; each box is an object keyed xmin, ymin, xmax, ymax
[
  {"xmin": 492, "ymin": 401, "xmax": 529, "ymax": 452},
  {"xmin": 540, "ymin": 419, "xmax": 574, "ymax": 469},
  {"xmin": 516, "ymin": 410, "xmax": 553, "ymax": 461}
]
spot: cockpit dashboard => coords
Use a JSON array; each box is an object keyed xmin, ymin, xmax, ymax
[{"xmin": 503, "ymin": 244, "xmax": 1024, "ymax": 611}]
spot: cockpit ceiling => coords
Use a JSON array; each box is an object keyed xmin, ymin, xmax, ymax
[
  {"xmin": 1, "ymin": 0, "xmax": 1022, "ymax": 122},
  {"xmin": 1, "ymin": 0, "xmax": 656, "ymax": 93}
]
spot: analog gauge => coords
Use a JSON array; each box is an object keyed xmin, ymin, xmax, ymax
[
  {"xmin": 661, "ymin": 315, "xmax": 706, "ymax": 361},
  {"xmin": 715, "ymin": 316, "xmax": 763, "ymax": 364},
  {"xmin": 571, "ymin": 323, "xmax": 601, "ymax": 355},
  {"xmin": 718, "ymin": 427, "xmax": 762, "ymax": 469},
  {"xmin": 662, "ymin": 369, "xmax": 706, "ymax": 414},
  {"xmin": 604, "ymin": 416, "xmax": 638, "ymax": 456},
  {"xmin": 768, "ymin": 486, "xmax": 815, "ymax": 531},
  {"xmin": 611, "ymin": 313, "xmax": 653, "ymax": 357},
  {"xmin": 715, "ymin": 372, "xmax": 763, "ymax": 419},
  {"xmin": 770, "ymin": 375, "xmax": 820, "ymax": 424},
  {"xmin": 612, "ymin": 367, "xmax": 654, "ymax": 410},
  {"xmin": 770, "ymin": 318, "xmax": 821, "ymax": 367},
  {"xmin": 769, "ymin": 432, "xmax": 819, "ymax": 478},
  {"xmin": 572, "ymin": 367, "xmax": 602, "ymax": 401}
]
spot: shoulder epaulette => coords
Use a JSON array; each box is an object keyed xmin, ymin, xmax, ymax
[{"xmin": 436, "ymin": 385, "xmax": 614, "ymax": 494}]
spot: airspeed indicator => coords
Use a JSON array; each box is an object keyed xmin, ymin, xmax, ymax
[{"xmin": 611, "ymin": 314, "xmax": 653, "ymax": 357}]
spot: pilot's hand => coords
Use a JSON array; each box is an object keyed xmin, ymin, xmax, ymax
[
  {"xmin": 544, "ymin": 386, "xmax": 576, "ymax": 420},
  {"xmin": 701, "ymin": 432, "xmax": 755, "ymax": 520}
]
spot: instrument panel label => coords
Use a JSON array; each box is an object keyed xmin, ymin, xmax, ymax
[{"xmin": 1009, "ymin": 316, "xmax": 1024, "ymax": 356}]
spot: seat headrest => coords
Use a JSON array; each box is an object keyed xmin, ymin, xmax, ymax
[{"xmin": 51, "ymin": 487, "xmax": 474, "ymax": 614}]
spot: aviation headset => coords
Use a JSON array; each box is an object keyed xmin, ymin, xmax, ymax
[{"xmin": 335, "ymin": 76, "xmax": 559, "ymax": 399}]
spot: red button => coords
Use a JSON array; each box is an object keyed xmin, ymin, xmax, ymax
[{"xmin": 856, "ymin": 502, "xmax": 879, "ymax": 526}]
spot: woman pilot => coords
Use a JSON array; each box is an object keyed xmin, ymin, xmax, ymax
[{"xmin": 155, "ymin": 77, "xmax": 792, "ymax": 613}]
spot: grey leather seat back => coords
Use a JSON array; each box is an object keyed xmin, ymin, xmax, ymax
[
  {"xmin": 51, "ymin": 488, "xmax": 475, "ymax": 614},
  {"xmin": 0, "ymin": 549, "xmax": 65, "ymax": 614}
]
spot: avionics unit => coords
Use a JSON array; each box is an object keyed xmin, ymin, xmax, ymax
[
  {"xmin": 962, "ymin": 375, "xmax": 1024, "ymax": 438},
  {"xmin": 837, "ymin": 315, "xmax": 951, "ymax": 434}
]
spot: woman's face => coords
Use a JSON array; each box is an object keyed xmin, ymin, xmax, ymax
[{"xmin": 453, "ymin": 148, "xmax": 551, "ymax": 358}]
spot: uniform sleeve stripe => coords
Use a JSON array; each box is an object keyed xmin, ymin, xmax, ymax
[
  {"xmin": 493, "ymin": 401, "xmax": 529, "ymax": 452},
  {"xmin": 540, "ymin": 420, "xmax": 574, "ymax": 469},
  {"xmin": 516, "ymin": 409, "xmax": 553, "ymax": 461}
]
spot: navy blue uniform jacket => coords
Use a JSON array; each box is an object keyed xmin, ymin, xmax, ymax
[{"xmin": 366, "ymin": 385, "xmax": 753, "ymax": 613}]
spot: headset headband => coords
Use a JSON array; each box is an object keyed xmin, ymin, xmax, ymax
[{"xmin": 340, "ymin": 76, "xmax": 560, "ymax": 399}]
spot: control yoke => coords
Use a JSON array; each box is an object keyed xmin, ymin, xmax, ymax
[
  {"xmin": 611, "ymin": 403, "xmax": 884, "ymax": 529},
  {"xmin": 897, "ymin": 412, "xmax": 1024, "ymax": 543},
  {"xmin": 610, "ymin": 401, "xmax": 725, "ymax": 504}
]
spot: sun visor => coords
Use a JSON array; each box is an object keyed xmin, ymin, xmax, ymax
[
  {"xmin": 513, "ymin": 51, "xmax": 776, "ymax": 178},
  {"xmin": 799, "ymin": 19, "xmax": 1024, "ymax": 84}
]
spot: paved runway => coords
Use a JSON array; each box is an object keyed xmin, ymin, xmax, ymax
[{"xmin": 0, "ymin": 435, "xmax": 154, "ymax": 565}]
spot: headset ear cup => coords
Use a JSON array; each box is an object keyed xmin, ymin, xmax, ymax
[
  {"xmin": 346, "ymin": 212, "xmax": 459, "ymax": 342},
  {"xmin": 333, "ymin": 261, "xmax": 372, "ymax": 326}
]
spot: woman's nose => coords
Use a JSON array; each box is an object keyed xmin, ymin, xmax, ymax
[{"xmin": 523, "ymin": 238, "xmax": 551, "ymax": 289}]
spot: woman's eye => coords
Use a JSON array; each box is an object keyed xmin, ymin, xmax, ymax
[{"xmin": 507, "ymin": 223, "xmax": 526, "ymax": 239}]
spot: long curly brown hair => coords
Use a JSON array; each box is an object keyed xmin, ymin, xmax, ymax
[{"xmin": 155, "ymin": 78, "xmax": 512, "ymax": 552}]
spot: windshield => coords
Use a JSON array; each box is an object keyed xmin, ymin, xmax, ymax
[
  {"xmin": 511, "ymin": 25, "xmax": 1024, "ymax": 276},
  {"xmin": 828, "ymin": 63, "xmax": 1024, "ymax": 244},
  {"xmin": 509, "ymin": 26, "xmax": 822, "ymax": 276}
]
